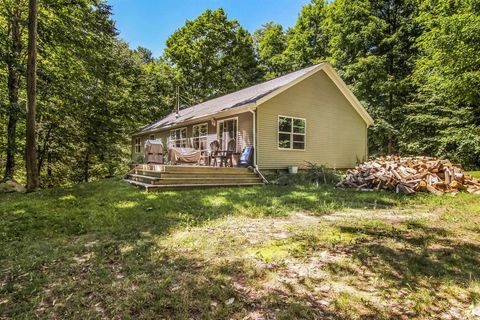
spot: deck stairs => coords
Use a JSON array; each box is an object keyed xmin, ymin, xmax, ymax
[{"xmin": 125, "ymin": 164, "xmax": 265, "ymax": 191}]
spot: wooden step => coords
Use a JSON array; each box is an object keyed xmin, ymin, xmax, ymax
[
  {"xmin": 124, "ymin": 179, "xmax": 264, "ymax": 190},
  {"xmin": 127, "ymin": 174, "xmax": 261, "ymax": 185},
  {"xmin": 132, "ymin": 170, "xmax": 255, "ymax": 178}
]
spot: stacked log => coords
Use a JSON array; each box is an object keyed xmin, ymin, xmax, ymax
[{"xmin": 336, "ymin": 156, "xmax": 480, "ymax": 195}]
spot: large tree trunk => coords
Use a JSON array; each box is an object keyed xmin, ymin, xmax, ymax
[
  {"xmin": 25, "ymin": 0, "xmax": 39, "ymax": 191},
  {"xmin": 3, "ymin": 7, "xmax": 22, "ymax": 181}
]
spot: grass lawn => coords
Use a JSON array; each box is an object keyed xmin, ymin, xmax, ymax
[
  {"xmin": 469, "ymin": 171, "xmax": 480, "ymax": 179},
  {"xmin": 1, "ymin": 177, "xmax": 480, "ymax": 319}
]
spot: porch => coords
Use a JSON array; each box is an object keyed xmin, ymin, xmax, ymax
[
  {"xmin": 133, "ymin": 111, "xmax": 254, "ymax": 166},
  {"xmin": 124, "ymin": 164, "xmax": 264, "ymax": 191}
]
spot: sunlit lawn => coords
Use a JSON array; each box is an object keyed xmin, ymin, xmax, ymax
[
  {"xmin": 469, "ymin": 171, "xmax": 480, "ymax": 179},
  {"xmin": 1, "ymin": 177, "xmax": 479, "ymax": 319}
]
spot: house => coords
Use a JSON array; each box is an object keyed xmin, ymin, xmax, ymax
[{"xmin": 131, "ymin": 62, "xmax": 374, "ymax": 172}]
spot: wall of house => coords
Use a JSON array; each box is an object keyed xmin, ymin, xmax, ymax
[
  {"xmin": 131, "ymin": 111, "xmax": 253, "ymax": 162},
  {"xmin": 256, "ymin": 69, "xmax": 367, "ymax": 169}
]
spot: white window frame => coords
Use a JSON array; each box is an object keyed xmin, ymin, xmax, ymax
[
  {"xmin": 192, "ymin": 122, "xmax": 208, "ymax": 151},
  {"xmin": 134, "ymin": 137, "xmax": 141, "ymax": 153},
  {"xmin": 170, "ymin": 127, "xmax": 188, "ymax": 147},
  {"xmin": 277, "ymin": 115, "xmax": 306, "ymax": 151},
  {"xmin": 217, "ymin": 117, "xmax": 238, "ymax": 151}
]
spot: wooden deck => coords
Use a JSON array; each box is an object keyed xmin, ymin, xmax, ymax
[{"xmin": 124, "ymin": 164, "xmax": 264, "ymax": 191}]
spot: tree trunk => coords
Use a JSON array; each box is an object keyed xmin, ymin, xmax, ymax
[
  {"xmin": 387, "ymin": 136, "xmax": 393, "ymax": 155},
  {"xmin": 83, "ymin": 152, "xmax": 90, "ymax": 183},
  {"xmin": 37, "ymin": 126, "xmax": 52, "ymax": 174},
  {"xmin": 25, "ymin": 0, "xmax": 39, "ymax": 191},
  {"xmin": 3, "ymin": 7, "xmax": 22, "ymax": 181},
  {"xmin": 46, "ymin": 151, "xmax": 53, "ymax": 187}
]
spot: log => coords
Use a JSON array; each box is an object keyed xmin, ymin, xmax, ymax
[{"xmin": 337, "ymin": 156, "xmax": 478, "ymax": 196}]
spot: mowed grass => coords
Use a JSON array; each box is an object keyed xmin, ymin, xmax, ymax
[{"xmin": 1, "ymin": 177, "xmax": 479, "ymax": 319}]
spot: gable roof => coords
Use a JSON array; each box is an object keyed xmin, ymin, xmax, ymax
[{"xmin": 135, "ymin": 62, "xmax": 373, "ymax": 135}]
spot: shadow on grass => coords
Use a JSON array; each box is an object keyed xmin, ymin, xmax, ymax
[
  {"xmin": 0, "ymin": 178, "xmax": 408, "ymax": 242},
  {"xmin": 337, "ymin": 221, "xmax": 480, "ymax": 289},
  {"xmin": 0, "ymin": 178, "xmax": 413, "ymax": 318}
]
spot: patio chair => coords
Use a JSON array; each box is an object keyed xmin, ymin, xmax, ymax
[
  {"xmin": 222, "ymin": 139, "xmax": 236, "ymax": 167},
  {"xmin": 208, "ymin": 140, "xmax": 221, "ymax": 167}
]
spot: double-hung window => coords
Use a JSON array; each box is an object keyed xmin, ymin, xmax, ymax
[
  {"xmin": 134, "ymin": 138, "xmax": 141, "ymax": 153},
  {"xmin": 192, "ymin": 123, "xmax": 208, "ymax": 151},
  {"xmin": 170, "ymin": 127, "xmax": 188, "ymax": 147},
  {"xmin": 278, "ymin": 116, "xmax": 306, "ymax": 150}
]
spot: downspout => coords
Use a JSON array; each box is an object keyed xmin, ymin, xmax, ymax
[
  {"xmin": 365, "ymin": 125, "xmax": 369, "ymax": 162},
  {"xmin": 250, "ymin": 109, "xmax": 268, "ymax": 183}
]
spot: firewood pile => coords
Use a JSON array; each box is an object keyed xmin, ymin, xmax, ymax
[{"xmin": 336, "ymin": 156, "xmax": 480, "ymax": 195}]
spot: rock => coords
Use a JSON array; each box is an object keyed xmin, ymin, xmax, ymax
[{"xmin": 0, "ymin": 180, "xmax": 27, "ymax": 193}]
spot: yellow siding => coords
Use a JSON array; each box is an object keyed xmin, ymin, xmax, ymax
[{"xmin": 257, "ymin": 70, "xmax": 367, "ymax": 169}]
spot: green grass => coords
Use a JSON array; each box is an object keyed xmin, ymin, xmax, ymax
[
  {"xmin": 468, "ymin": 171, "xmax": 480, "ymax": 179},
  {"xmin": 1, "ymin": 177, "xmax": 480, "ymax": 319}
]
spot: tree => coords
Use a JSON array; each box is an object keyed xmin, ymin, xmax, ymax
[
  {"xmin": 284, "ymin": 0, "xmax": 330, "ymax": 69},
  {"xmin": 403, "ymin": 0, "xmax": 480, "ymax": 169},
  {"xmin": 328, "ymin": 0, "xmax": 420, "ymax": 155},
  {"xmin": 0, "ymin": 1, "xmax": 178, "ymax": 187},
  {"xmin": 165, "ymin": 9, "xmax": 261, "ymax": 104},
  {"xmin": 0, "ymin": 0, "xmax": 27, "ymax": 181},
  {"xmin": 253, "ymin": 22, "xmax": 288, "ymax": 79},
  {"xmin": 25, "ymin": 0, "xmax": 38, "ymax": 191}
]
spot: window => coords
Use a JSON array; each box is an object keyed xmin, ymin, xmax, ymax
[
  {"xmin": 149, "ymin": 134, "xmax": 155, "ymax": 140},
  {"xmin": 134, "ymin": 138, "xmax": 141, "ymax": 153},
  {"xmin": 170, "ymin": 127, "xmax": 188, "ymax": 147},
  {"xmin": 278, "ymin": 116, "xmax": 306, "ymax": 150},
  {"xmin": 192, "ymin": 123, "xmax": 208, "ymax": 150},
  {"xmin": 217, "ymin": 118, "xmax": 238, "ymax": 150}
]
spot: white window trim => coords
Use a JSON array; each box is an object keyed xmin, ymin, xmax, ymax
[
  {"xmin": 277, "ymin": 115, "xmax": 306, "ymax": 151},
  {"xmin": 134, "ymin": 138, "xmax": 141, "ymax": 153},
  {"xmin": 169, "ymin": 127, "xmax": 188, "ymax": 147},
  {"xmin": 192, "ymin": 122, "xmax": 209, "ymax": 150},
  {"xmin": 216, "ymin": 117, "xmax": 239, "ymax": 151}
]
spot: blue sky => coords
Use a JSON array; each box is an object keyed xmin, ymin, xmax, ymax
[{"xmin": 107, "ymin": 0, "xmax": 310, "ymax": 57}]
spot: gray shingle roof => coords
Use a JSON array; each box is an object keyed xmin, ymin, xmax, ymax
[{"xmin": 136, "ymin": 63, "xmax": 324, "ymax": 134}]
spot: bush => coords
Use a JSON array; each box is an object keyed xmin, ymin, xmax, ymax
[{"xmin": 267, "ymin": 162, "xmax": 342, "ymax": 186}]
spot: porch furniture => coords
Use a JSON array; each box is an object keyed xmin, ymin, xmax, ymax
[
  {"xmin": 222, "ymin": 139, "xmax": 236, "ymax": 167},
  {"xmin": 210, "ymin": 139, "xmax": 236, "ymax": 167},
  {"xmin": 144, "ymin": 140, "xmax": 164, "ymax": 164},
  {"xmin": 238, "ymin": 146, "xmax": 254, "ymax": 167},
  {"xmin": 169, "ymin": 147, "xmax": 202, "ymax": 165},
  {"xmin": 208, "ymin": 140, "xmax": 221, "ymax": 167}
]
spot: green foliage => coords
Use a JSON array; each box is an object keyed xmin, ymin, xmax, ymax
[
  {"xmin": 403, "ymin": 1, "xmax": 480, "ymax": 169},
  {"xmin": 165, "ymin": 9, "xmax": 261, "ymax": 104},
  {"xmin": 328, "ymin": 0, "xmax": 420, "ymax": 156},
  {"xmin": 267, "ymin": 163, "xmax": 341, "ymax": 187},
  {"xmin": 253, "ymin": 22, "xmax": 288, "ymax": 79},
  {"xmin": 284, "ymin": 0, "xmax": 330, "ymax": 68},
  {"xmin": 304, "ymin": 162, "xmax": 341, "ymax": 185},
  {"xmin": 0, "ymin": 1, "xmax": 174, "ymax": 186}
]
